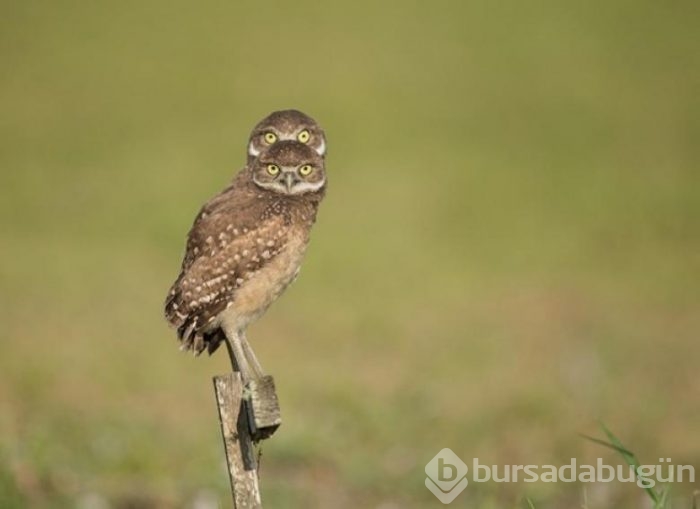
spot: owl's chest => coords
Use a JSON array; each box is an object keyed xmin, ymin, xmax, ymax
[{"xmin": 218, "ymin": 230, "xmax": 308, "ymax": 330}]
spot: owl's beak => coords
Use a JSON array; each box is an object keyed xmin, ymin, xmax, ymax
[{"xmin": 283, "ymin": 172, "xmax": 295, "ymax": 193}]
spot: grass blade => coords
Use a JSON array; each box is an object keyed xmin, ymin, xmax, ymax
[{"xmin": 582, "ymin": 422, "xmax": 663, "ymax": 507}]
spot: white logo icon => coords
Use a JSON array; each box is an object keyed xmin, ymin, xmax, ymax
[{"xmin": 425, "ymin": 448, "xmax": 468, "ymax": 503}]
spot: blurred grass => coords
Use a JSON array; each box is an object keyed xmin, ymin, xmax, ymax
[{"xmin": 0, "ymin": 0, "xmax": 698, "ymax": 507}]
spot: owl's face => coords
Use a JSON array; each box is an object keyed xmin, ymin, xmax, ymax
[
  {"xmin": 252, "ymin": 140, "xmax": 326, "ymax": 196},
  {"xmin": 248, "ymin": 109, "xmax": 326, "ymax": 163}
]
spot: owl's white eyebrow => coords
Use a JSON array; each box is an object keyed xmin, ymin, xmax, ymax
[
  {"xmin": 315, "ymin": 138, "xmax": 326, "ymax": 156},
  {"xmin": 248, "ymin": 141, "xmax": 260, "ymax": 156}
]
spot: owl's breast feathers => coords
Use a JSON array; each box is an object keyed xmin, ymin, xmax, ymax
[{"xmin": 164, "ymin": 184, "xmax": 322, "ymax": 355}]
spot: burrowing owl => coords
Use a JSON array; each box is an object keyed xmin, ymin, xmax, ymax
[
  {"xmin": 164, "ymin": 140, "xmax": 327, "ymax": 382},
  {"xmin": 246, "ymin": 109, "xmax": 327, "ymax": 164}
]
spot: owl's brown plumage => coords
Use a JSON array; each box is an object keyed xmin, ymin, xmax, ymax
[
  {"xmin": 247, "ymin": 109, "xmax": 326, "ymax": 164},
  {"xmin": 164, "ymin": 140, "xmax": 326, "ymax": 361}
]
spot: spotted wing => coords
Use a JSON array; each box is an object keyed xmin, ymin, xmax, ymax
[{"xmin": 164, "ymin": 191, "xmax": 288, "ymax": 355}]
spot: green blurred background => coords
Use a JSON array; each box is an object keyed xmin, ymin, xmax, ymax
[{"xmin": 1, "ymin": 1, "xmax": 698, "ymax": 507}]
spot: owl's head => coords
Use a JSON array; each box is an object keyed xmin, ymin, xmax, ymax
[
  {"xmin": 252, "ymin": 140, "xmax": 326, "ymax": 196},
  {"xmin": 248, "ymin": 109, "xmax": 326, "ymax": 163}
]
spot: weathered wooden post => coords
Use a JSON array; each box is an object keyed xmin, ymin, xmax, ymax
[{"xmin": 213, "ymin": 369, "xmax": 281, "ymax": 508}]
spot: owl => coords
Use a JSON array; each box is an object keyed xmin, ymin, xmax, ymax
[
  {"xmin": 246, "ymin": 109, "xmax": 327, "ymax": 164},
  {"xmin": 164, "ymin": 140, "xmax": 327, "ymax": 382}
]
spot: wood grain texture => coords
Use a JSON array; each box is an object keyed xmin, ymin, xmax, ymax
[
  {"xmin": 213, "ymin": 373, "xmax": 261, "ymax": 509},
  {"xmin": 247, "ymin": 375, "xmax": 282, "ymax": 441}
]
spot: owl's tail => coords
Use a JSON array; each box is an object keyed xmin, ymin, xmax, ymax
[{"xmin": 164, "ymin": 284, "xmax": 223, "ymax": 356}]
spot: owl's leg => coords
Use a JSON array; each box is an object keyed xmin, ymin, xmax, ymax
[
  {"xmin": 240, "ymin": 332, "xmax": 266, "ymax": 379},
  {"xmin": 221, "ymin": 324, "xmax": 253, "ymax": 383},
  {"xmin": 222, "ymin": 338, "xmax": 240, "ymax": 372}
]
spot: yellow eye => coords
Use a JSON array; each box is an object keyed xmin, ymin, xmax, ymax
[
  {"xmin": 266, "ymin": 164, "xmax": 280, "ymax": 175},
  {"xmin": 297, "ymin": 129, "xmax": 310, "ymax": 143},
  {"xmin": 299, "ymin": 164, "xmax": 313, "ymax": 176},
  {"xmin": 264, "ymin": 132, "xmax": 277, "ymax": 144}
]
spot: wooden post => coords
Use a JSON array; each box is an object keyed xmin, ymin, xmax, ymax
[
  {"xmin": 213, "ymin": 373, "xmax": 282, "ymax": 508},
  {"xmin": 247, "ymin": 375, "xmax": 281, "ymax": 441},
  {"xmin": 213, "ymin": 373, "xmax": 262, "ymax": 509}
]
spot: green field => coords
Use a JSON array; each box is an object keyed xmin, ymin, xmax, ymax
[{"xmin": 1, "ymin": 1, "xmax": 698, "ymax": 507}]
